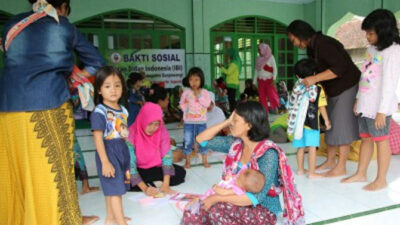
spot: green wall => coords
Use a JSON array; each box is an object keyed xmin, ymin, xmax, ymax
[{"xmin": 1, "ymin": 0, "xmax": 399, "ymax": 84}]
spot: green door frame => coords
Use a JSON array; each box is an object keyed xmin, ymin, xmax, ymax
[{"xmin": 210, "ymin": 31, "xmax": 297, "ymax": 92}]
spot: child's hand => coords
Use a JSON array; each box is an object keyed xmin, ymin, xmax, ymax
[
  {"xmin": 145, "ymin": 186, "xmax": 160, "ymax": 197},
  {"xmin": 160, "ymin": 185, "xmax": 176, "ymax": 195},
  {"xmin": 375, "ymin": 113, "xmax": 386, "ymax": 130},
  {"xmin": 325, "ymin": 120, "xmax": 332, "ymax": 130},
  {"xmin": 102, "ymin": 161, "xmax": 115, "ymax": 178}
]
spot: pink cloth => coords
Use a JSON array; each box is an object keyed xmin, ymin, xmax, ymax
[
  {"xmin": 256, "ymin": 43, "xmax": 272, "ymax": 71},
  {"xmin": 258, "ymin": 78, "xmax": 280, "ymax": 111},
  {"xmin": 179, "ymin": 88, "xmax": 211, "ymax": 123},
  {"xmin": 389, "ymin": 119, "xmax": 400, "ymax": 155},
  {"xmin": 128, "ymin": 102, "xmax": 170, "ymax": 169}
]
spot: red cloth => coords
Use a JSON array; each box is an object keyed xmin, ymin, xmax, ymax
[
  {"xmin": 257, "ymin": 78, "xmax": 280, "ymax": 111},
  {"xmin": 263, "ymin": 64, "xmax": 274, "ymax": 73}
]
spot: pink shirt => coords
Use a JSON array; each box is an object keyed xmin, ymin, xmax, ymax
[
  {"xmin": 356, "ymin": 44, "xmax": 400, "ymax": 119},
  {"xmin": 179, "ymin": 88, "xmax": 211, "ymax": 123}
]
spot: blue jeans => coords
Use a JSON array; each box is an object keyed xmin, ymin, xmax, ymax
[{"xmin": 183, "ymin": 123, "xmax": 207, "ymax": 155}]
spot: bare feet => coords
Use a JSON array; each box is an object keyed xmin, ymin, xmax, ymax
[
  {"xmin": 322, "ymin": 168, "xmax": 346, "ymax": 177},
  {"xmin": 363, "ymin": 180, "xmax": 387, "ymax": 191},
  {"xmin": 296, "ymin": 170, "xmax": 307, "ymax": 175},
  {"xmin": 341, "ymin": 174, "xmax": 367, "ymax": 183},
  {"xmin": 202, "ymin": 161, "xmax": 211, "ymax": 168},
  {"xmin": 316, "ymin": 160, "xmax": 336, "ymax": 171},
  {"xmin": 82, "ymin": 215, "xmax": 100, "ymax": 225},
  {"xmin": 184, "ymin": 162, "xmax": 191, "ymax": 169},
  {"xmin": 105, "ymin": 217, "xmax": 132, "ymax": 225},
  {"xmin": 81, "ymin": 186, "xmax": 100, "ymax": 195},
  {"xmin": 308, "ymin": 173, "xmax": 323, "ymax": 179}
]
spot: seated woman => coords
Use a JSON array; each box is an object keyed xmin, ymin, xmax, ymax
[
  {"xmin": 181, "ymin": 101, "xmax": 304, "ymax": 225},
  {"xmin": 128, "ymin": 102, "xmax": 186, "ymax": 196}
]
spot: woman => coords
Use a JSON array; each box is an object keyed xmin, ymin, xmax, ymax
[
  {"xmin": 0, "ymin": 0, "xmax": 104, "ymax": 224},
  {"xmin": 181, "ymin": 101, "xmax": 304, "ymax": 225},
  {"xmin": 254, "ymin": 43, "xmax": 280, "ymax": 114},
  {"xmin": 128, "ymin": 102, "xmax": 186, "ymax": 196},
  {"xmin": 287, "ymin": 20, "xmax": 361, "ymax": 177},
  {"xmin": 217, "ymin": 48, "xmax": 241, "ymax": 112}
]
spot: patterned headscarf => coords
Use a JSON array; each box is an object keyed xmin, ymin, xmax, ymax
[{"xmin": 4, "ymin": 0, "xmax": 59, "ymax": 51}]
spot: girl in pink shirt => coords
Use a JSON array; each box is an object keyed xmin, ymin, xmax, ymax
[
  {"xmin": 342, "ymin": 9, "xmax": 400, "ymax": 191},
  {"xmin": 180, "ymin": 67, "xmax": 211, "ymax": 168}
]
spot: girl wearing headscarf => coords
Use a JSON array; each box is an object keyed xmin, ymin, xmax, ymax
[
  {"xmin": 217, "ymin": 48, "xmax": 242, "ymax": 112},
  {"xmin": 128, "ymin": 102, "xmax": 186, "ymax": 196},
  {"xmin": 254, "ymin": 43, "xmax": 280, "ymax": 114}
]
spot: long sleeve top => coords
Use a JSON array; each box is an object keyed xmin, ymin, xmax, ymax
[
  {"xmin": 254, "ymin": 56, "xmax": 277, "ymax": 85},
  {"xmin": 179, "ymin": 88, "xmax": 211, "ymax": 124},
  {"xmin": 127, "ymin": 141, "xmax": 175, "ymax": 186},
  {"xmin": 356, "ymin": 44, "xmax": 400, "ymax": 119},
  {"xmin": 0, "ymin": 12, "xmax": 104, "ymax": 112},
  {"xmin": 203, "ymin": 136, "xmax": 282, "ymax": 216},
  {"xmin": 220, "ymin": 63, "xmax": 240, "ymax": 89},
  {"xmin": 307, "ymin": 32, "xmax": 361, "ymax": 97}
]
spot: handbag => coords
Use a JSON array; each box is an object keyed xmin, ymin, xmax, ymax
[{"xmin": 69, "ymin": 66, "xmax": 95, "ymax": 111}]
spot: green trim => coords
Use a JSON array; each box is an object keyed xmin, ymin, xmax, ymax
[
  {"xmin": 308, "ymin": 204, "xmax": 400, "ymax": 225},
  {"xmin": 74, "ymin": 9, "xmax": 185, "ymax": 31}
]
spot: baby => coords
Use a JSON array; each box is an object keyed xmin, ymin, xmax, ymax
[{"xmin": 185, "ymin": 168, "xmax": 265, "ymax": 213}]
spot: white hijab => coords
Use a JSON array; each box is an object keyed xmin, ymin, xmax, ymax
[{"xmin": 207, "ymin": 92, "xmax": 226, "ymax": 128}]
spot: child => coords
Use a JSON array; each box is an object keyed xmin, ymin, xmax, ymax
[
  {"xmin": 278, "ymin": 80, "xmax": 289, "ymax": 113},
  {"xmin": 214, "ymin": 77, "xmax": 230, "ymax": 115},
  {"xmin": 185, "ymin": 168, "xmax": 265, "ymax": 213},
  {"xmin": 243, "ymin": 78, "xmax": 258, "ymax": 101},
  {"xmin": 342, "ymin": 9, "xmax": 400, "ymax": 191},
  {"xmin": 289, "ymin": 59, "xmax": 331, "ymax": 178},
  {"xmin": 91, "ymin": 66, "xmax": 131, "ymax": 225},
  {"xmin": 127, "ymin": 72, "xmax": 145, "ymax": 126},
  {"xmin": 180, "ymin": 67, "xmax": 211, "ymax": 168}
]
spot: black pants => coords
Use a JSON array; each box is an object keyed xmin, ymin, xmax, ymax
[
  {"xmin": 130, "ymin": 164, "xmax": 186, "ymax": 191},
  {"xmin": 227, "ymin": 87, "xmax": 237, "ymax": 112}
]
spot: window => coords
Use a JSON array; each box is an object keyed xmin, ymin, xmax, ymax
[{"xmin": 211, "ymin": 16, "xmax": 297, "ymax": 92}]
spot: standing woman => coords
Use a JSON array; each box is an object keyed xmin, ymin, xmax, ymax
[
  {"xmin": 0, "ymin": 0, "xmax": 104, "ymax": 224},
  {"xmin": 254, "ymin": 43, "xmax": 280, "ymax": 114},
  {"xmin": 287, "ymin": 20, "xmax": 361, "ymax": 177},
  {"xmin": 217, "ymin": 48, "xmax": 241, "ymax": 112}
]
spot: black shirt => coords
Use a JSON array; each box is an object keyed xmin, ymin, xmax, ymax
[{"xmin": 307, "ymin": 32, "xmax": 361, "ymax": 97}]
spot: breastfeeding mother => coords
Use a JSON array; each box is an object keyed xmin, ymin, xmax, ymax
[
  {"xmin": 181, "ymin": 101, "xmax": 304, "ymax": 225},
  {"xmin": 287, "ymin": 20, "xmax": 361, "ymax": 177}
]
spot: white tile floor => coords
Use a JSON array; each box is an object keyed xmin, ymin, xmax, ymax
[{"xmin": 76, "ymin": 114, "xmax": 400, "ymax": 225}]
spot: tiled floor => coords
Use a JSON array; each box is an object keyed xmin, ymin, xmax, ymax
[{"xmin": 76, "ymin": 113, "xmax": 400, "ymax": 225}]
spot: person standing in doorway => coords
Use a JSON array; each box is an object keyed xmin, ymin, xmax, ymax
[{"xmin": 217, "ymin": 48, "xmax": 241, "ymax": 112}]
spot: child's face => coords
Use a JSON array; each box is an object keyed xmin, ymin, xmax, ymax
[
  {"xmin": 99, "ymin": 74, "xmax": 123, "ymax": 105},
  {"xmin": 189, "ymin": 75, "xmax": 201, "ymax": 90},
  {"xmin": 365, "ymin": 29, "xmax": 378, "ymax": 45},
  {"xmin": 235, "ymin": 172, "xmax": 247, "ymax": 188},
  {"xmin": 145, "ymin": 120, "xmax": 160, "ymax": 135},
  {"xmin": 134, "ymin": 80, "xmax": 143, "ymax": 89}
]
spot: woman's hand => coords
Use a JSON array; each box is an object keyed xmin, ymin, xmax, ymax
[
  {"xmin": 325, "ymin": 120, "xmax": 332, "ymax": 130},
  {"xmin": 201, "ymin": 195, "xmax": 219, "ymax": 211},
  {"xmin": 102, "ymin": 161, "xmax": 115, "ymax": 178},
  {"xmin": 375, "ymin": 113, "xmax": 387, "ymax": 130},
  {"xmin": 160, "ymin": 184, "xmax": 176, "ymax": 195},
  {"xmin": 353, "ymin": 100, "xmax": 359, "ymax": 116},
  {"xmin": 301, "ymin": 76, "xmax": 317, "ymax": 87},
  {"xmin": 145, "ymin": 186, "xmax": 160, "ymax": 197}
]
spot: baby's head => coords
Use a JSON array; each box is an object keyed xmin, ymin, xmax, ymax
[
  {"xmin": 294, "ymin": 58, "xmax": 317, "ymax": 79},
  {"xmin": 236, "ymin": 169, "xmax": 265, "ymax": 193}
]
